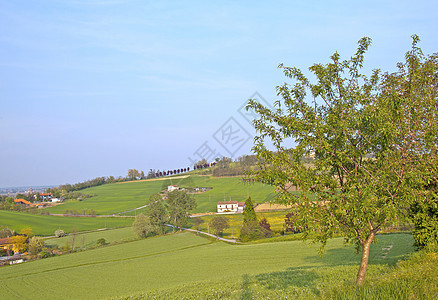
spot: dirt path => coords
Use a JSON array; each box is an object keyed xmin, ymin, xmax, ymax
[{"xmin": 164, "ymin": 224, "xmax": 240, "ymax": 243}]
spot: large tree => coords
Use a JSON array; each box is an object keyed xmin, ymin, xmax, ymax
[
  {"xmin": 209, "ymin": 216, "xmax": 230, "ymax": 239},
  {"xmin": 132, "ymin": 213, "xmax": 156, "ymax": 238},
  {"xmin": 240, "ymin": 197, "xmax": 261, "ymax": 242},
  {"xmin": 147, "ymin": 193, "xmax": 167, "ymax": 235},
  {"xmin": 166, "ymin": 190, "xmax": 197, "ymax": 232},
  {"xmin": 247, "ymin": 36, "xmax": 438, "ymax": 285}
]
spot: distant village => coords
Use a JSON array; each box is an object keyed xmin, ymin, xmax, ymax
[{"xmin": 13, "ymin": 192, "xmax": 62, "ymax": 209}]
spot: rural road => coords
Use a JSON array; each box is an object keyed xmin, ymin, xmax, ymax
[{"xmin": 165, "ymin": 224, "xmax": 240, "ymax": 243}]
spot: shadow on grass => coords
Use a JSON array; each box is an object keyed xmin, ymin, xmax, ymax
[
  {"xmin": 302, "ymin": 233, "xmax": 414, "ymax": 268},
  {"xmin": 240, "ymin": 267, "xmax": 320, "ymax": 298},
  {"xmin": 255, "ymin": 267, "xmax": 319, "ymax": 290}
]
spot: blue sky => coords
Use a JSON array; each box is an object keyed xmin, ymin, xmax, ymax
[{"xmin": 1, "ymin": 0, "xmax": 437, "ymax": 187}]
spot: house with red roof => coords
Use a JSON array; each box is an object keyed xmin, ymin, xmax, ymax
[
  {"xmin": 217, "ymin": 201, "xmax": 245, "ymax": 213},
  {"xmin": 167, "ymin": 185, "xmax": 179, "ymax": 192},
  {"xmin": 0, "ymin": 238, "xmax": 10, "ymax": 251},
  {"xmin": 40, "ymin": 193, "xmax": 53, "ymax": 201},
  {"xmin": 14, "ymin": 199, "xmax": 32, "ymax": 206}
]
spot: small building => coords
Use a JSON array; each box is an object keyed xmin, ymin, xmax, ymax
[
  {"xmin": 217, "ymin": 201, "xmax": 238, "ymax": 213},
  {"xmin": 40, "ymin": 193, "xmax": 53, "ymax": 201},
  {"xmin": 9, "ymin": 257, "xmax": 24, "ymax": 265},
  {"xmin": 51, "ymin": 198, "xmax": 61, "ymax": 203},
  {"xmin": 237, "ymin": 202, "xmax": 245, "ymax": 213},
  {"xmin": 167, "ymin": 185, "xmax": 179, "ymax": 192},
  {"xmin": 0, "ymin": 238, "xmax": 10, "ymax": 251},
  {"xmin": 14, "ymin": 199, "xmax": 32, "ymax": 206},
  {"xmin": 217, "ymin": 201, "xmax": 246, "ymax": 213}
]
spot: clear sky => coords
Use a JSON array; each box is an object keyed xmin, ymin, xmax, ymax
[{"xmin": 1, "ymin": 0, "xmax": 437, "ymax": 188}]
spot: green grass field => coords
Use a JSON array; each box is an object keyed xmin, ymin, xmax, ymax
[
  {"xmin": 0, "ymin": 232, "xmax": 415, "ymax": 299},
  {"xmin": 44, "ymin": 179, "xmax": 166, "ymax": 215},
  {"xmin": 42, "ymin": 175, "xmax": 275, "ymax": 215},
  {"xmin": 0, "ymin": 210, "xmax": 133, "ymax": 236},
  {"xmin": 44, "ymin": 227, "xmax": 137, "ymax": 250}
]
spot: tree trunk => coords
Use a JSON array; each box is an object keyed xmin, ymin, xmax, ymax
[
  {"xmin": 71, "ymin": 232, "xmax": 76, "ymax": 253},
  {"xmin": 356, "ymin": 231, "xmax": 375, "ymax": 286}
]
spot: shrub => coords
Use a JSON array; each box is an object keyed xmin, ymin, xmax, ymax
[
  {"xmin": 240, "ymin": 222, "xmax": 263, "ymax": 242},
  {"xmin": 39, "ymin": 249, "xmax": 52, "ymax": 259},
  {"xmin": 55, "ymin": 229, "xmax": 65, "ymax": 237},
  {"xmin": 28, "ymin": 236, "xmax": 44, "ymax": 257}
]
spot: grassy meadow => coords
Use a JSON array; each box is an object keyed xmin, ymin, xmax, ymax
[
  {"xmin": 43, "ymin": 179, "xmax": 166, "ymax": 215},
  {"xmin": 43, "ymin": 175, "xmax": 275, "ymax": 215},
  {"xmin": 0, "ymin": 232, "xmax": 416, "ymax": 299},
  {"xmin": 44, "ymin": 227, "xmax": 137, "ymax": 250},
  {"xmin": 0, "ymin": 210, "xmax": 133, "ymax": 236}
]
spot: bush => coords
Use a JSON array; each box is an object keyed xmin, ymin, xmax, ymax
[
  {"xmin": 39, "ymin": 249, "xmax": 52, "ymax": 259},
  {"xmin": 240, "ymin": 222, "xmax": 263, "ymax": 242},
  {"xmin": 97, "ymin": 238, "xmax": 106, "ymax": 246},
  {"xmin": 55, "ymin": 229, "xmax": 65, "ymax": 237},
  {"xmin": 28, "ymin": 236, "xmax": 44, "ymax": 257},
  {"xmin": 411, "ymin": 193, "xmax": 438, "ymax": 251},
  {"xmin": 62, "ymin": 242, "xmax": 71, "ymax": 252}
]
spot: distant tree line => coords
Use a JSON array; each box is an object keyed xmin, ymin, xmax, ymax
[
  {"xmin": 0, "ymin": 195, "xmax": 27, "ymax": 212},
  {"xmin": 211, "ymin": 155, "xmax": 260, "ymax": 177},
  {"xmin": 41, "ymin": 155, "xmax": 258, "ymax": 204}
]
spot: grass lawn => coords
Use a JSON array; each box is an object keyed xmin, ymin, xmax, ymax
[
  {"xmin": 43, "ymin": 179, "xmax": 166, "ymax": 215},
  {"xmin": 0, "ymin": 232, "xmax": 415, "ymax": 299},
  {"xmin": 44, "ymin": 227, "xmax": 137, "ymax": 250},
  {"xmin": 42, "ymin": 175, "xmax": 275, "ymax": 215},
  {"xmin": 0, "ymin": 210, "xmax": 133, "ymax": 236}
]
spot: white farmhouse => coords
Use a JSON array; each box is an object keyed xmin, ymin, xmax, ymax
[
  {"xmin": 217, "ymin": 201, "xmax": 245, "ymax": 213},
  {"xmin": 167, "ymin": 185, "xmax": 179, "ymax": 192}
]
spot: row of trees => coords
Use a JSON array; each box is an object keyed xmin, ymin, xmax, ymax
[
  {"xmin": 246, "ymin": 35, "xmax": 438, "ymax": 286},
  {"xmin": 212, "ymin": 155, "xmax": 259, "ymax": 177},
  {"xmin": 147, "ymin": 168, "xmax": 191, "ymax": 179},
  {"xmin": 43, "ymin": 160, "xmax": 218, "ymax": 200}
]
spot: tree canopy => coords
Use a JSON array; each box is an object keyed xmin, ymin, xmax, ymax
[
  {"xmin": 247, "ymin": 35, "xmax": 438, "ymax": 285},
  {"xmin": 209, "ymin": 216, "xmax": 230, "ymax": 239},
  {"xmin": 147, "ymin": 193, "xmax": 167, "ymax": 235},
  {"xmin": 166, "ymin": 190, "xmax": 197, "ymax": 232}
]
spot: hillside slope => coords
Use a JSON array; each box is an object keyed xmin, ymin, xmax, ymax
[
  {"xmin": 0, "ymin": 232, "xmax": 414, "ymax": 299},
  {"xmin": 43, "ymin": 175, "xmax": 275, "ymax": 215}
]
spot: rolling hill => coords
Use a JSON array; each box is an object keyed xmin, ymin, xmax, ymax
[
  {"xmin": 0, "ymin": 232, "xmax": 414, "ymax": 299},
  {"xmin": 43, "ymin": 175, "xmax": 276, "ymax": 215}
]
